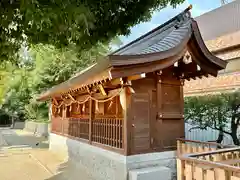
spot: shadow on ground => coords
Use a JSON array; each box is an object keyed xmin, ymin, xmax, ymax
[{"xmin": 44, "ymin": 139, "xmax": 95, "ymax": 180}]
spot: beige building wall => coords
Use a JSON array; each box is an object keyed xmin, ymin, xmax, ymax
[{"xmin": 184, "ymin": 32, "xmax": 240, "ymax": 96}]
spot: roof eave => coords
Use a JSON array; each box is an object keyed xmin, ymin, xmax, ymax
[{"xmin": 37, "ymin": 57, "xmax": 112, "ymax": 101}]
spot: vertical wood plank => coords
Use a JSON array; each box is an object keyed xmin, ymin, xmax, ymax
[
  {"xmin": 185, "ymin": 163, "xmax": 193, "ymax": 180},
  {"xmin": 109, "ymin": 119, "xmax": 113, "ymax": 146},
  {"xmin": 114, "ymin": 119, "xmax": 117, "ymax": 147},
  {"xmin": 215, "ymin": 168, "xmax": 226, "ymax": 180},
  {"xmin": 181, "ymin": 143, "xmax": 185, "ymax": 154},
  {"xmin": 195, "ymin": 167, "xmax": 204, "ymax": 180},
  {"xmin": 206, "ymin": 170, "xmax": 215, "ymax": 180},
  {"xmin": 100, "ymin": 119, "xmax": 102, "ymax": 144},
  {"xmin": 177, "ymin": 140, "xmax": 181, "ymax": 156},
  {"xmin": 104, "ymin": 118, "xmax": 106, "ymax": 144},
  {"xmin": 192, "ymin": 146, "xmax": 198, "ymax": 153},
  {"xmin": 116, "ymin": 96, "xmax": 119, "ymax": 116},
  {"xmin": 177, "ymin": 159, "xmax": 184, "ymax": 180}
]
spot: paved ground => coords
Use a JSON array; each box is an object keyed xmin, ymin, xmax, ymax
[{"xmin": 0, "ymin": 128, "xmax": 65, "ymax": 180}]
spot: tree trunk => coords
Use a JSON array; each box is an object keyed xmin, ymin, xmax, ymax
[
  {"xmin": 216, "ymin": 128, "xmax": 224, "ymax": 144},
  {"xmin": 231, "ymin": 134, "xmax": 239, "ymax": 145},
  {"xmin": 231, "ymin": 123, "xmax": 240, "ymax": 145},
  {"xmin": 216, "ymin": 125, "xmax": 224, "ymax": 148}
]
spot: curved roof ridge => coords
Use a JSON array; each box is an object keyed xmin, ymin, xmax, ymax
[{"xmin": 111, "ymin": 6, "xmax": 192, "ymax": 55}]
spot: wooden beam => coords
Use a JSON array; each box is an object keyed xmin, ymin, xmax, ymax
[
  {"xmin": 183, "ymin": 71, "xmax": 207, "ymax": 80},
  {"xmin": 109, "ymin": 78, "xmax": 122, "ymax": 86},
  {"xmin": 75, "ymin": 88, "xmax": 121, "ymax": 102},
  {"xmin": 52, "ymin": 98, "xmax": 58, "ymax": 105},
  {"xmin": 111, "ymin": 48, "xmax": 187, "ymax": 79},
  {"xmin": 127, "ymin": 74, "xmax": 144, "ymax": 81},
  {"xmin": 98, "ymin": 84, "xmax": 107, "ymax": 96}
]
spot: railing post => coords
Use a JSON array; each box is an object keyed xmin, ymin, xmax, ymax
[
  {"xmin": 121, "ymin": 86, "xmax": 132, "ymax": 156},
  {"xmin": 61, "ymin": 106, "xmax": 66, "ymax": 135},
  {"xmin": 177, "ymin": 140, "xmax": 181, "ymax": 156},
  {"xmin": 177, "ymin": 158, "xmax": 184, "ymax": 180},
  {"xmin": 89, "ymin": 98, "xmax": 95, "ymax": 144}
]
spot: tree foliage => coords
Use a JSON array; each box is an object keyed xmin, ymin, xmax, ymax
[
  {"xmin": 0, "ymin": 41, "xmax": 110, "ymax": 123},
  {"xmin": 185, "ymin": 91, "xmax": 240, "ymax": 145},
  {"xmin": 0, "ymin": 0, "xmax": 184, "ymax": 62}
]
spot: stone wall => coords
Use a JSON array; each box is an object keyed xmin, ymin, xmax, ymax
[
  {"xmin": 49, "ymin": 133, "xmax": 176, "ymax": 180},
  {"xmin": 24, "ymin": 121, "xmax": 49, "ymax": 137},
  {"xmin": 12, "ymin": 122, "xmax": 25, "ymax": 129}
]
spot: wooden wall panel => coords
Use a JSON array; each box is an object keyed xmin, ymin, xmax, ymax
[
  {"xmin": 130, "ymin": 78, "xmax": 155, "ymax": 154},
  {"xmin": 153, "ymin": 71, "xmax": 185, "ymax": 151},
  {"xmin": 161, "ymin": 84, "xmax": 181, "ymax": 114},
  {"xmin": 131, "ymin": 92, "xmax": 150, "ymax": 154},
  {"xmin": 161, "ymin": 119, "xmax": 184, "ymax": 150}
]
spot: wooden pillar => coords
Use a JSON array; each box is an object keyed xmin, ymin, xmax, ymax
[
  {"xmin": 89, "ymin": 98, "xmax": 95, "ymax": 144},
  {"xmin": 121, "ymin": 86, "xmax": 132, "ymax": 156},
  {"xmin": 157, "ymin": 74, "xmax": 163, "ymax": 150},
  {"xmin": 49, "ymin": 101, "xmax": 53, "ymax": 132},
  {"xmin": 180, "ymin": 79, "xmax": 185, "ymax": 139},
  {"xmin": 61, "ymin": 106, "xmax": 66, "ymax": 134}
]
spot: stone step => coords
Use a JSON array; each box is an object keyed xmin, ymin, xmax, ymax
[{"xmin": 129, "ymin": 166, "xmax": 172, "ymax": 180}]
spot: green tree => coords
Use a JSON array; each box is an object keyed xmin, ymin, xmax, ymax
[
  {"xmin": 0, "ymin": 0, "xmax": 184, "ymax": 62},
  {"xmin": 0, "ymin": 41, "xmax": 111, "ymax": 122},
  {"xmin": 185, "ymin": 91, "xmax": 240, "ymax": 145}
]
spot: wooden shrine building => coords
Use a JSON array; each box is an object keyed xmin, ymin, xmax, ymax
[{"xmin": 37, "ymin": 7, "xmax": 227, "ymax": 156}]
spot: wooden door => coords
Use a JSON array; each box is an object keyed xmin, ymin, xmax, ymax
[
  {"xmin": 131, "ymin": 92, "xmax": 151, "ymax": 154},
  {"xmin": 151, "ymin": 79, "xmax": 185, "ymax": 152}
]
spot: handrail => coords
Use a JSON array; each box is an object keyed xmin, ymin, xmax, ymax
[
  {"xmin": 177, "ymin": 139, "xmax": 240, "ymax": 180},
  {"xmin": 180, "ymin": 155, "xmax": 240, "ymax": 172},
  {"xmin": 179, "ymin": 147, "xmax": 240, "ymax": 172},
  {"xmin": 188, "ymin": 146, "xmax": 240, "ymax": 157},
  {"xmin": 176, "ymin": 138, "xmax": 225, "ymax": 148}
]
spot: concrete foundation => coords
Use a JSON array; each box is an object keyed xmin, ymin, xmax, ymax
[{"xmin": 49, "ymin": 133, "xmax": 177, "ymax": 180}]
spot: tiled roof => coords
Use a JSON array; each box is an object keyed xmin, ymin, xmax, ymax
[{"xmin": 112, "ymin": 9, "xmax": 192, "ymax": 55}]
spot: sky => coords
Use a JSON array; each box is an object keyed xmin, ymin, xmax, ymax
[{"xmin": 120, "ymin": 0, "xmax": 231, "ymax": 46}]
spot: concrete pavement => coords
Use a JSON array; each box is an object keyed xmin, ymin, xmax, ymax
[{"xmin": 0, "ymin": 128, "xmax": 65, "ymax": 180}]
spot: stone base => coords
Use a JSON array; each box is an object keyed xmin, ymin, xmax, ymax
[
  {"xmin": 129, "ymin": 166, "xmax": 172, "ymax": 180},
  {"xmin": 49, "ymin": 133, "xmax": 176, "ymax": 180}
]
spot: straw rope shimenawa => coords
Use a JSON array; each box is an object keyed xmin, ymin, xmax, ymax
[{"xmin": 52, "ymin": 86, "xmax": 124, "ymax": 109}]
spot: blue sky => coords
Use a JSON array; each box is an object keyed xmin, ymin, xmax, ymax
[{"xmin": 120, "ymin": 0, "xmax": 230, "ymax": 46}]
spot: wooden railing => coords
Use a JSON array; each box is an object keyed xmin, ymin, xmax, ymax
[
  {"xmin": 177, "ymin": 138, "xmax": 225, "ymax": 156},
  {"xmin": 51, "ymin": 116, "xmax": 123, "ymax": 152},
  {"xmin": 177, "ymin": 145, "xmax": 240, "ymax": 180},
  {"xmin": 92, "ymin": 118, "xmax": 123, "ymax": 149},
  {"xmin": 68, "ymin": 118, "xmax": 89, "ymax": 140}
]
